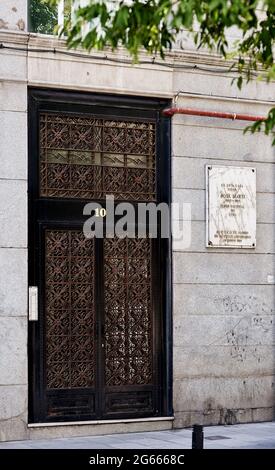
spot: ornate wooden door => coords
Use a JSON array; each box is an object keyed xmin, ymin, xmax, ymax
[{"xmin": 28, "ymin": 89, "xmax": 171, "ymax": 423}]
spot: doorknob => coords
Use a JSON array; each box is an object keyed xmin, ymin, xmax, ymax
[{"xmin": 29, "ymin": 286, "xmax": 38, "ymax": 321}]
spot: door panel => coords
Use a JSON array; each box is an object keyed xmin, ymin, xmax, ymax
[
  {"xmin": 103, "ymin": 237, "xmax": 156, "ymax": 418},
  {"xmin": 39, "ymin": 225, "xmax": 98, "ymax": 421},
  {"xmin": 103, "ymin": 238, "xmax": 152, "ymax": 388},
  {"xmin": 28, "ymin": 89, "xmax": 171, "ymax": 423},
  {"xmin": 45, "ymin": 229, "xmax": 96, "ymax": 391},
  {"xmin": 45, "ymin": 230, "xmax": 97, "ymax": 420}
]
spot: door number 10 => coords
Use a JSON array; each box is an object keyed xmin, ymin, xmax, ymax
[{"xmin": 94, "ymin": 208, "xmax": 107, "ymax": 217}]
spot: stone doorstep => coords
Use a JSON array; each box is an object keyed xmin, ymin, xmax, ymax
[{"xmin": 27, "ymin": 417, "xmax": 174, "ymax": 441}]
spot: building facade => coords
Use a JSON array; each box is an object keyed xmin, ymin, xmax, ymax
[{"xmin": 0, "ymin": 1, "xmax": 274, "ymax": 442}]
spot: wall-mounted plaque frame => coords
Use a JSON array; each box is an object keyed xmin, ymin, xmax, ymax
[{"xmin": 206, "ymin": 165, "xmax": 256, "ymax": 248}]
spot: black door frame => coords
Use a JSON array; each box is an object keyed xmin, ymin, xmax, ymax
[{"xmin": 28, "ymin": 88, "xmax": 173, "ymax": 423}]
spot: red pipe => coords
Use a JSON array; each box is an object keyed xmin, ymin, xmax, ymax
[{"xmin": 162, "ymin": 106, "xmax": 266, "ymax": 122}]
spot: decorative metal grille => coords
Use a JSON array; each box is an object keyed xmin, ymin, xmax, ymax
[
  {"xmin": 40, "ymin": 114, "xmax": 156, "ymax": 201},
  {"xmin": 104, "ymin": 238, "xmax": 153, "ymax": 386},
  {"xmin": 45, "ymin": 230, "xmax": 95, "ymax": 389}
]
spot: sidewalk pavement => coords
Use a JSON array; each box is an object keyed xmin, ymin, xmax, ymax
[{"xmin": 0, "ymin": 422, "xmax": 274, "ymax": 449}]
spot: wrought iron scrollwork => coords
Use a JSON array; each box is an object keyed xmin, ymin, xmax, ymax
[
  {"xmin": 45, "ymin": 230, "xmax": 95, "ymax": 389},
  {"xmin": 104, "ymin": 238, "xmax": 153, "ymax": 386}
]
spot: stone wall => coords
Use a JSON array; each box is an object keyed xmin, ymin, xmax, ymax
[
  {"xmin": 0, "ymin": 28, "xmax": 28, "ymax": 440},
  {"xmin": 172, "ymin": 91, "xmax": 275, "ymax": 426},
  {"xmin": 0, "ymin": 1, "xmax": 27, "ymax": 32},
  {"xmin": 0, "ymin": 3, "xmax": 274, "ymax": 440}
]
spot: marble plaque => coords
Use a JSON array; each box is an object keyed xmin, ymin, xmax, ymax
[{"xmin": 206, "ymin": 166, "xmax": 256, "ymax": 248}]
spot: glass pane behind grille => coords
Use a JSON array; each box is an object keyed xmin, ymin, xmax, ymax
[{"xmin": 39, "ymin": 113, "xmax": 156, "ymax": 201}]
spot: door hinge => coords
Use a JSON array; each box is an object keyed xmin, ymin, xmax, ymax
[{"xmin": 29, "ymin": 286, "xmax": 38, "ymax": 321}]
